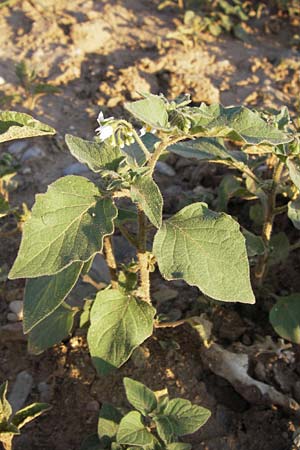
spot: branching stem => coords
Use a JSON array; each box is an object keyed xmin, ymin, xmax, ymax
[
  {"xmin": 254, "ymin": 159, "xmax": 284, "ymax": 285},
  {"xmin": 103, "ymin": 236, "xmax": 118, "ymax": 289},
  {"xmin": 137, "ymin": 206, "xmax": 151, "ymax": 303}
]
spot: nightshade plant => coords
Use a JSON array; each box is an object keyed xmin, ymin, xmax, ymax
[
  {"xmin": 7, "ymin": 93, "xmax": 300, "ymax": 372},
  {"xmin": 81, "ymin": 377, "xmax": 210, "ymax": 450}
]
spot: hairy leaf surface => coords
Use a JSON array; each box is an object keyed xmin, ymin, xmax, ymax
[
  {"xmin": 270, "ymin": 294, "xmax": 300, "ymax": 344},
  {"xmin": 65, "ymin": 134, "xmax": 124, "ymax": 172},
  {"xmin": 116, "ymin": 411, "xmax": 154, "ymax": 447},
  {"xmin": 0, "ymin": 111, "xmax": 55, "ymax": 143},
  {"xmin": 23, "ymin": 261, "xmax": 83, "ymax": 333},
  {"xmin": 98, "ymin": 403, "xmax": 122, "ymax": 441},
  {"xmin": 9, "ymin": 176, "xmax": 117, "ymax": 279},
  {"xmin": 153, "ymin": 203, "xmax": 254, "ymax": 303},
  {"xmin": 28, "ymin": 304, "xmax": 76, "ymax": 354},
  {"xmin": 131, "ymin": 176, "xmax": 163, "ymax": 228},
  {"xmin": 125, "ymin": 95, "xmax": 169, "ymax": 130},
  {"xmin": 123, "ymin": 378, "xmax": 157, "ymax": 416},
  {"xmin": 87, "ymin": 289, "xmax": 155, "ymax": 375}
]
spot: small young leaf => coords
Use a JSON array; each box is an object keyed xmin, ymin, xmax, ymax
[
  {"xmin": 123, "ymin": 378, "xmax": 157, "ymax": 416},
  {"xmin": 153, "ymin": 203, "xmax": 255, "ymax": 304},
  {"xmin": 269, "ymin": 232, "xmax": 290, "ymax": 265},
  {"xmin": 12, "ymin": 403, "xmax": 50, "ymax": 429},
  {"xmin": 125, "ymin": 95, "xmax": 169, "ymax": 130},
  {"xmin": 116, "ymin": 411, "xmax": 154, "ymax": 447},
  {"xmin": 9, "ymin": 176, "xmax": 117, "ymax": 279},
  {"xmin": 0, "ymin": 111, "xmax": 55, "ymax": 143},
  {"xmin": 65, "ymin": 134, "xmax": 124, "ymax": 172},
  {"xmin": 270, "ymin": 294, "xmax": 300, "ymax": 344},
  {"xmin": 98, "ymin": 403, "xmax": 123, "ymax": 442},
  {"xmin": 87, "ymin": 289, "xmax": 155, "ymax": 375},
  {"xmin": 154, "ymin": 399, "xmax": 210, "ymax": 443},
  {"xmin": 0, "ymin": 382, "xmax": 12, "ymax": 422},
  {"xmin": 287, "ymin": 157, "xmax": 300, "ymax": 190},
  {"xmin": 288, "ymin": 198, "xmax": 300, "ymax": 230},
  {"xmin": 131, "ymin": 176, "xmax": 163, "ymax": 228},
  {"xmin": 28, "ymin": 304, "xmax": 76, "ymax": 354},
  {"xmin": 24, "ymin": 261, "xmax": 83, "ymax": 333},
  {"xmin": 243, "ymin": 229, "xmax": 265, "ymax": 257}
]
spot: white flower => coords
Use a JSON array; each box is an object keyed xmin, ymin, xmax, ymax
[
  {"xmin": 97, "ymin": 111, "xmax": 114, "ymax": 125},
  {"xmin": 139, "ymin": 126, "xmax": 157, "ymax": 136},
  {"xmin": 97, "ymin": 124, "xmax": 114, "ymax": 141},
  {"xmin": 139, "ymin": 127, "xmax": 146, "ymax": 137}
]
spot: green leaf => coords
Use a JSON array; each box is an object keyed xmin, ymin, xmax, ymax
[
  {"xmin": 24, "ymin": 261, "xmax": 83, "ymax": 333},
  {"xmin": 0, "ymin": 422, "xmax": 19, "ymax": 436},
  {"xmin": 0, "ymin": 194, "xmax": 9, "ymax": 218},
  {"xmin": 123, "ymin": 134, "xmax": 159, "ymax": 167},
  {"xmin": 269, "ymin": 232, "xmax": 290, "ymax": 265},
  {"xmin": 243, "ymin": 229, "xmax": 264, "ymax": 257},
  {"xmin": 0, "ymin": 111, "xmax": 55, "ymax": 143},
  {"xmin": 98, "ymin": 403, "xmax": 123, "ymax": 442},
  {"xmin": 12, "ymin": 403, "xmax": 50, "ymax": 429},
  {"xmin": 65, "ymin": 134, "xmax": 124, "ymax": 172},
  {"xmin": 190, "ymin": 104, "xmax": 292, "ymax": 145},
  {"xmin": 169, "ymin": 137, "xmax": 247, "ymax": 165},
  {"xmin": 116, "ymin": 411, "xmax": 154, "ymax": 447},
  {"xmin": 87, "ymin": 289, "xmax": 155, "ymax": 375},
  {"xmin": 123, "ymin": 378, "xmax": 157, "ymax": 416},
  {"xmin": 28, "ymin": 304, "xmax": 76, "ymax": 354},
  {"xmin": 80, "ymin": 434, "xmax": 102, "ymax": 450},
  {"xmin": 153, "ymin": 203, "xmax": 254, "ymax": 304},
  {"xmin": 288, "ymin": 198, "xmax": 300, "ymax": 230},
  {"xmin": 125, "ymin": 95, "xmax": 169, "ymax": 130},
  {"xmin": 166, "ymin": 443, "xmax": 192, "ymax": 450},
  {"xmin": 116, "ymin": 208, "xmax": 138, "ymax": 225},
  {"xmin": 9, "ymin": 176, "xmax": 117, "ymax": 279},
  {"xmin": 270, "ymin": 294, "xmax": 300, "ymax": 343},
  {"xmin": 0, "ymin": 382, "xmax": 12, "ymax": 422},
  {"xmin": 287, "ymin": 157, "xmax": 300, "ymax": 190},
  {"xmin": 131, "ymin": 176, "xmax": 163, "ymax": 228},
  {"xmin": 154, "ymin": 399, "xmax": 210, "ymax": 443},
  {"xmin": 216, "ymin": 175, "xmax": 242, "ymax": 211}
]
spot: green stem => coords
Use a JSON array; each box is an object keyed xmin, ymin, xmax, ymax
[
  {"xmin": 137, "ymin": 206, "xmax": 151, "ymax": 303},
  {"xmin": 103, "ymin": 236, "xmax": 118, "ymax": 289},
  {"xmin": 130, "ymin": 129, "xmax": 151, "ymax": 160},
  {"xmin": 254, "ymin": 159, "xmax": 284, "ymax": 285}
]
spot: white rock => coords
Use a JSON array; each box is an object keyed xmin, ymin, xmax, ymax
[
  {"xmin": 8, "ymin": 140, "xmax": 28, "ymax": 155},
  {"xmin": 8, "ymin": 371, "xmax": 33, "ymax": 414},
  {"xmin": 21, "ymin": 146, "xmax": 45, "ymax": 162},
  {"xmin": 156, "ymin": 161, "xmax": 176, "ymax": 176},
  {"xmin": 9, "ymin": 300, "xmax": 23, "ymax": 320},
  {"xmin": 63, "ymin": 162, "xmax": 88, "ymax": 175}
]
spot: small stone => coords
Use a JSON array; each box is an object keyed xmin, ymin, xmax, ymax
[
  {"xmin": 9, "ymin": 300, "xmax": 23, "ymax": 320},
  {"xmin": 38, "ymin": 381, "xmax": 53, "ymax": 402},
  {"xmin": 86, "ymin": 400, "xmax": 100, "ymax": 412},
  {"xmin": 63, "ymin": 162, "xmax": 89, "ymax": 175},
  {"xmin": 21, "ymin": 146, "xmax": 45, "ymax": 162},
  {"xmin": 8, "ymin": 140, "xmax": 28, "ymax": 155},
  {"xmin": 0, "ymin": 322, "xmax": 27, "ymax": 342},
  {"xmin": 156, "ymin": 161, "xmax": 176, "ymax": 177},
  {"xmin": 8, "ymin": 371, "xmax": 33, "ymax": 414},
  {"xmin": 7, "ymin": 312, "xmax": 18, "ymax": 322}
]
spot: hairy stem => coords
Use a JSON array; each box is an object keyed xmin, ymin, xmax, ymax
[
  {"xmin": 137, "ymin": 206, "xmax": 151, "ymax": 303},
  {"xmin": 130, "ymin": 128, "xmax": 151, "ymax": 159},
  {"xmin": 103, "ymin": 236, "xmax": 118, "ymax": 289},
  {"xmin": 254, "ymin": 159, "xmax": 284, "ymax": 285}
]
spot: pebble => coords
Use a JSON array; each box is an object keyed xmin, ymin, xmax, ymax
[
  {"xmin": 9, "ymin": 300, "xmax": 23, "ymax": 320},
  {"xmin": 156, "ymin": 161, "xmax": 176, "ymax": 177},
  {"xmin": 7, "ymin": 312, "xmax": 19, "ymax": 322},
  {"xmin": 86, "ymin": 400, "xmax": 100, "ymax": 412},
  {"xmin": 8, "ymin": 140, "xmax": 28, "ymax": 155},
  {"xmin": 8, "ymin": 371, "xmax": 33, "ymax": 414},
  {"xmin": 38, "ymin": 381, "xmax": 53, "ymax": 402},
  {"xmin": 21, "ymin": 146, "xmax": 45, "ymax": 162},
  {"xmin": 63, "ymin": 162, "xmax": 89, "ymax": 175}
]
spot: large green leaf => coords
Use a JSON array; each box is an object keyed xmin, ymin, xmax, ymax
[
  {"xmin": 9, "ymin": 176, "xmax": 117, "ymax": 279},
  {"xmin": 28, "ymin": 304, "xmax": 76, "ymax": 354},
  {"xmin": 154, "ymin": 399, "xmax": 210, "ymax": 443},
  {"xmin": 287, "ymin": 157, "xmax": 300, "ymax": 190},
  {"xmin": 0, "ymin": 382, "xmax": 11, "ymax": 422},
  {"xmin": 116, "ymin": 411, "xmax": 154, "ymax": 447},
  {"xmin": 125, "ymin": 95, "xmax": 169, "ymax": 130},
  {"xmin": 23, "ymin": 261, "xmax": 83, "ymax": 333},
  {"xmin": 189, "ymin": 104, "xmax": 292, "ymax": 145},
  {"xmin": 87, "ymin": 289, "xmax": 155, "ymax": 375},
  {"xmin": 270, "ymin": 294, "xmax": 300, "ymax": 344},
  {"xmin": 98, "ymin": 403, "xmax": 123, "ymax": 442},
  {"xmin": 153, "ymin": 203, "xmax": 254, "ymax": 303},
  {"xmin": 12, "ymin": 403, "xmax": 50, "ymax": 429},
  {"xmin": 169, "ymin": 137, "xmax": 247, "ymax": 164},
  {"xmin": 131, "ymin": 176, "xmax": 163, "ymax": 228},
  {"xmin": 0, "ymin": 111, "xmax": 55, "ymax": 143},
  {"xmin": 65, "ymin": 134, "xmax": 124, "ymax": 172},
  {"xmin": 123, "ymin": 378, "xmax": 157, "ymax": 416},
  {"xmin": 288, "ymin": 198, "xmax": 300, "ymax": 230}
]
